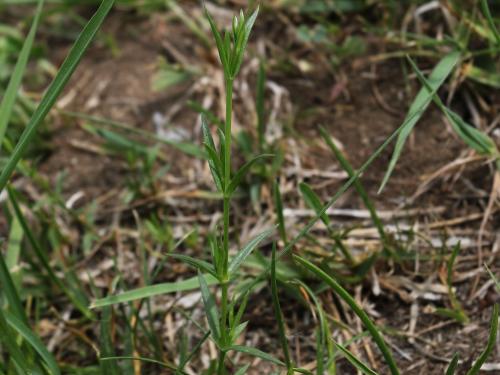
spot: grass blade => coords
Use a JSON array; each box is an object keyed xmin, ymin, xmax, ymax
[
  {"xmin": 379, "ymin": 51, "xmax": 461, "ymax": 192},
  {"xmin": 335, "ymin": 342, "xmax": 379, "ymax": 375},
  {"xmin": 100, "ymin": 356, "xmax": 179, "ymax": 371},
  {"xmin": 406, "ymin": 56, "xmax": 498, "ymax": 159},
  {"xmin": 229, "ymin": 345, "xmax": 284, "ymax": 366},
  {"xmin": 0, "ymin": 254, "xmax": 28, "ymax": 326},
  {"xmin": 8, "ymin": 186, "xmax": 93, "ymax": 319},
  {"xmin": 4, "ymin": 310, "xmax": 60, "ymax": 375},
  {"xmin": 465, "ymin": 303, "xmax": 499, "ymax": 375},
  {"xmin": 198, "ymin": 272, "xmax": 221, "ymax": 343},
  {"xmin": 202, "ymin": 115, "xmax": 223, "ymax": 192},
  {"xmin": 270, "ymin": 243, "xmax": 293, "ymax": 370},
  {"xmin": 0, "ymin": 0, "xmax": 44, "ymax": 148},
  {"xmin": 484, "ymin": 264, "xmax": 500, "ymax": 293},
  {"xmin": 90, "ymin": 274, "xmax": 218, "ymax": 308},
  {"xmin": 228, "ymin": 227, "xmax": 274, "ymax": 275},
  {"xmin": 227, "ymin": 154, "xmax": 273, "ymax": 196},
  {"xmin": 177, "ymin": 331, "xmax": 210, "ymax": 373},
  {"xmin": 273, "ymin": 180, "xmax": 288, "ymax": 245},
  {"xmin": 320, "ymin": 126, "xmax": 388, "ymax": 248},
  {"xmin": 99, "ymin": 305, "xmax": 119, "ymax": 375},
  {"xmin": 0, "ymin": 0, "xmax": 115, "ymax": 192},
  {"xmin": 169, "ymin": 254, "xmax": 217, "ymax": 278},
  {"xmin": 0, "ymin": 309, "xmax": 30, "ymax": 374},
  {"xmin": 234, "ymin": 364, "xmax": 251, "ymax": 375},
  {"xmin": 481, "ymin": 0, "xmax": 500, "ymax": 44},
  {"xmin": 256, "ymin": 61, "xmax": 266, "ymax": 152},
  {"xmin": 445, "ymin": 353, "xmax": 459, "ymax": 375},
  {"xmin": 299, "ymin": 182, "xmax": 331, "ymax": 227},
  {"xmin": 293, "ymin": 279, "xmax": 334, "ymax": 374},
  {"xmin": 293, "ymin": 255, "xmax": 400, "ymax": 375}
]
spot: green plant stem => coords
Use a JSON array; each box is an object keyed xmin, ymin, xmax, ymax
[
  {"xmin": 219, "ymin": 77, "xmax": 233, "ymax": 375},
  {"xmin": 224, "ymin": 79, "xmax": 233, "ymax": 191}
]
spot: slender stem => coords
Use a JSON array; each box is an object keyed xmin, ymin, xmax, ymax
[
  {"xmin": 224, "ymin": 79, "xmax": 233, "ymax": 192},
  {"xmin": 218, "ymin": 77, "xmax": 233, "ymax": 375}
]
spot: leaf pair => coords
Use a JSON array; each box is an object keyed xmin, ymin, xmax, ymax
[
  {"xmin": 172, "ymin": 227, "xmax": 274, "ymax": 281},
  {"xmin": 202, "ymin": 115, "xmax": 272, "ymax": 196}
]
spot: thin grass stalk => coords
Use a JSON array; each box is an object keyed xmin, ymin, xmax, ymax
[
  {"xmin": 319, "ymin": 127, "xmax": 389, "ymax": 251},
  {"xmin": 218, "ymin": 76, "xmax": 234, "ymax": 375}
]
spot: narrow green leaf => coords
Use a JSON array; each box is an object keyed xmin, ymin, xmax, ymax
[
  {"xmin": 234, "ymin": 364, "xmax": 251, "ymax": 375},
  {"xmin": 232, "ymin": 7, "xmax": 259, "ymax": 77},
  {"xmin": 445, "ymin": 353, "xmax": 459, "ymax": 375},
  {"xmin": 228, "ymin": 228, "xmax": 274, "ymax": 275},
  {"xmin": 273, "ymin": 181, "xmax": 287, "ymax": 245},
  {"xmin": 293, "ymin": 279, "xmax": 333, "ymax": 375},
  {"xmin": 99, "ymin": 306, "xmax": 119, "ymax": 375},
  {"xmin": 320, "ymin": 126, "xmax": 388, "ymax": 248},
  {"xmin": 229, "ymin": 345, "xmax": 285, "ymax": 366},
  {"xmin": 335, "ymin": 342, "xmax": 379, "ymax": 375},
  {"xmin": 169, "ymin": 254, "xmax": 217, "ymax": 278},
  {"xmin": 231, "ymin": 291, "xmax": 249, "ymax": 330},
  {"xmin": 293, "ymin": 368, "xmax": 315, "ymax": 375},
  {"xmin": 271, "ymin": 243, "xmax": 293, "ymax": 370},
  {"xmin": 4, "ymin": 310, "xmax": 60, "ymax": 375},
  {"xmin": 0, "ymin": 309, "xmax": 30, "ymax": 374},
  {"xmin": 90, "ymin": 274, "xmax": 218, "ymax": 308},
  {"xmin": 299, "ymin": 182, "xmax": 331, "ymax": 227},
  {"xmin": 0, "ymin": 255, "xmax": 28, "ymax": 326},
  {"xmin": 177, "ymin": 331, "xmax": 210, "ymax": 373},
  {"xmin": 0, "ymin": 0, "xmax": 44, "ymax": 148},
  {"xmin": 256, "ymin": 61, "xmax": 266, "ymax": 152},
  {"xmin": 293, "ymin": 255, "xmax": 400, "ymax": 375},
  {"xmin": 484, "ymin": 264, "xmax": 500, "ymax": 293},
  {"xmin": 481, "ymin": 0, "xmax": 500, "ymax": 44},
  {"xmin": 202, "ymin": 115, "xmax": 223, "ymax": 191},
  {"xmin": 466, "ymin": 65, "xmax": 500, "ymax": 89},
  {"xmin": 466, "ymin": 304, "xmax": 499, "ymax": 375},
  {"xmin": 227, "ymin": 154, "xmax": 273, "ymax": 196},
  {"xmin": 445, "ymin": 109, "xmax": 497, "ymax": 156},
  {"xmin": 231, "ymin": 321, "xmax": 249, "ymax": 341},
  {"xmin": 100, "ymin": 356, "xmax": 179, "ymax": 371},
  {"xmin": 406, "ymin": 56, "xmax": 498, "ymax": 158},
  {"xmin": 198, "ymin": 272, "xmax": 221, "ymax": 343},
  {"xmin": 205, "ymin": 7, "xmax": 228, "ymax": 70},
  {"xmin": 0, "ymin": 0, "xmax": 115, "ymax": 193},
  {"xmin": 379, "ymin": 51, "xmax": 461, "ymax": 192}
]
